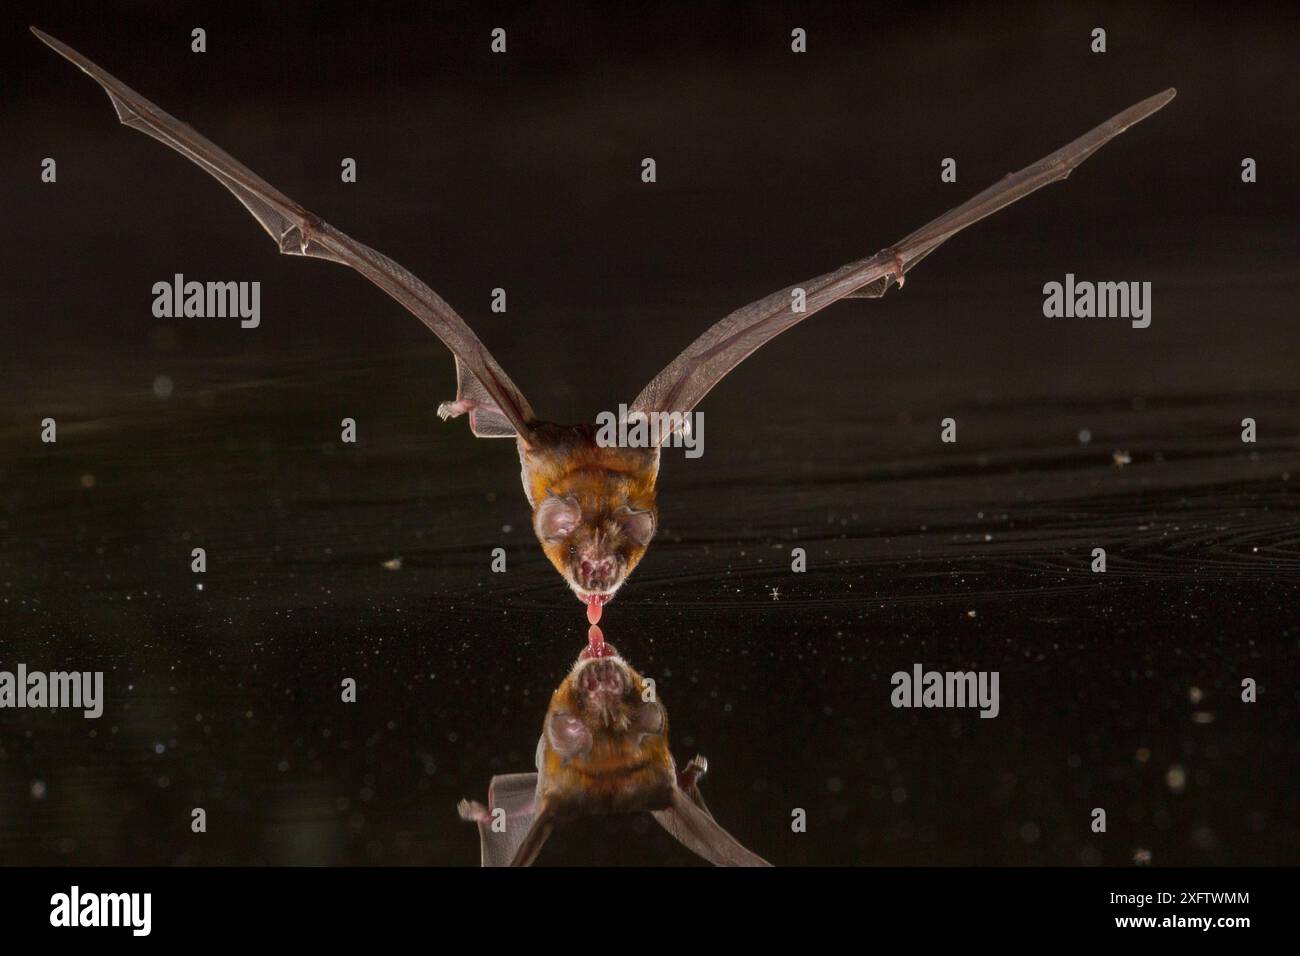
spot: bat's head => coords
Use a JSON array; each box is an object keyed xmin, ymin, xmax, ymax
[
  {"xmin": 549, "ymin": 650, "xmax": 664, "ymax": 749},
  {"xmin": 533, "ymin": 491, "xmax": 657, "ymax": 609},
  {"xmin": 521, "ymin": 426, "xmax": 660, "ymax": 609},
  {"xmin": 543, "ymin": 642, "xmax": 675, "ymax": 818}
]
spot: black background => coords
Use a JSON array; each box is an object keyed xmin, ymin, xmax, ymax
[{"xmin": 0, "ymin": 0, "xmax": 1297, "ymax": 869}]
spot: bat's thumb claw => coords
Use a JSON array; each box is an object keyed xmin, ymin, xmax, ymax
[
  {"xmin": 457, "ymin": 798, "xmax": 488, "ymax": 823},
  {"xmin": 685, "ymin": 754, "xmax": 708, "ymax": 780}
]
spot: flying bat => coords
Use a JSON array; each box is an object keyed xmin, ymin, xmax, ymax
[
  {"xmin": 458, "ymin": 626, "xmax": 770, "ymax": 865},
  {"xmin": 33, "ymin": 28, "xmax": 1175, "ymax": 616}
]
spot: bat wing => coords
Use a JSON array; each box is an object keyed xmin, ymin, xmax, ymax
[
  {"xmin": 507, "ymin": 803, "xmax": 557, "ymax": 868},
  {"xmin": 32, "ymin": 28, "xmax": 536, "ymax": 442},
  {"xmin": 458, "ymin": 772, "xmax": 545, "ymax": 867},
  {"xmin": 652, "ymin": 786, "xmax": 771, "ymax": 867},
  {"xmin": 629, "ymin": 88, "xmax": 1176, "ymax": 430}
]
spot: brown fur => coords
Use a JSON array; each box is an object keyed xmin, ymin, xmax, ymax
[
  {"xmin": 518, "ymin": 424, "xmax": 660, "ymax": 599},
  {"xmin": 540, "ymin": 654, "xmax": 675, "ymax": 817}
]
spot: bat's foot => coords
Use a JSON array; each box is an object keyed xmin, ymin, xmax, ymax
[
  {"xmin": 438, "ymin": 399, "xmax": 474, "ymax": 421},
  {"xmin": 888, "ymin": 248, "xmax": 906, "ymax": 289},
  {"xmin": 457, "ymin": 798, "xmax": 489, "ymax": 823},
  {"xmin": 679, "ymin": 754, "xmax": 708, "ymax": 790}
]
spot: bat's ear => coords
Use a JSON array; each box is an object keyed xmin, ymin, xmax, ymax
[
  {"xmin": 534, "ymin": 492, "xmax": 581, "ymax": 543},
  {"xmin": 615, "ymin": 506, "xmax": 656, "ymax": 547},
  {"xmin": 546, "ymin": 711, "xmax": 593, "ymax": 759},
  {"xmin": 631, "ymin": 701, "xmax": 664, "ymax": 735}
]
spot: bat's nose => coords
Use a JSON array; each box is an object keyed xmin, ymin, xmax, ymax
[{"xmin": 580, "ymin": 558, "xmax": 615, "ymax": 589}]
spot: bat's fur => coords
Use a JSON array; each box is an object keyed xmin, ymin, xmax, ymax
[
  {"xmin": 519, "ymin": 424, "xmax": 659, "ymax": 604},
  {"xmin": 459, "ymin": 647, "xmax": 770, "ymax": 865},
  {"xmin": 540, "ymin": 651, "xmax": 675, "ymax": 816}
]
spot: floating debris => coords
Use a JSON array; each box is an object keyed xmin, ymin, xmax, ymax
[{"xmin": 1165, "ymin": 764, "xmax": 1187, "ymax": 793}]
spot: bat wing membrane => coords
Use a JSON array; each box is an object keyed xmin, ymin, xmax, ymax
[
  {"xmin": 629, "ymin": 88, "xmax": 1176, "ymax": 429},
  {"xmin": 652, "ymin": 786, "xmax": 771, "ymax": 867},
  {"xmin": 508, "ymin": 805, "xmax": 556, "ymax": 868},
  {"xmin": 32, "ymin": 28, "xmax": 536, "ymax": 442},
  {"xmin": 459, "ymin": 771, "xmax": 544, "ymax": 867}
]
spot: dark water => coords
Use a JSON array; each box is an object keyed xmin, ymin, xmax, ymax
[
  {"xmin": 2, "ymin": 334, "xmax": 1297, "ymax": 865},
  {"xmin": 1, "ymin": 1, "xmax": 1298, "ymax": 865}
]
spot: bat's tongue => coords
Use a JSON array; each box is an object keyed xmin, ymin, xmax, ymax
[
  {"xmin": 585, "ymin": 594, "xmax": 605, "ymax": 626},
  {"xmin": 585, "ymin": 623, "xmax": 614, "ymax": 658}
]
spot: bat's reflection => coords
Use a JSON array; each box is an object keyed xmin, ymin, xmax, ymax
[{"xmin": 459, "ymin": 626, "xmax": 770, "ymax": 866}]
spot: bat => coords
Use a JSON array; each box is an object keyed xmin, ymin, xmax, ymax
[
  {"xmin": 457, "ymin": 626, "xmax": 770, "ymax": 865},
  {"xmin": 33, "ymin": 28, "xmax": 1175, "ymax": 616}
]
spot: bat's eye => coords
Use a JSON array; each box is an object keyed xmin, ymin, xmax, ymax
[{"xmin": 568, "ymin": 545, "xmax": 577, "ymax": 556}]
